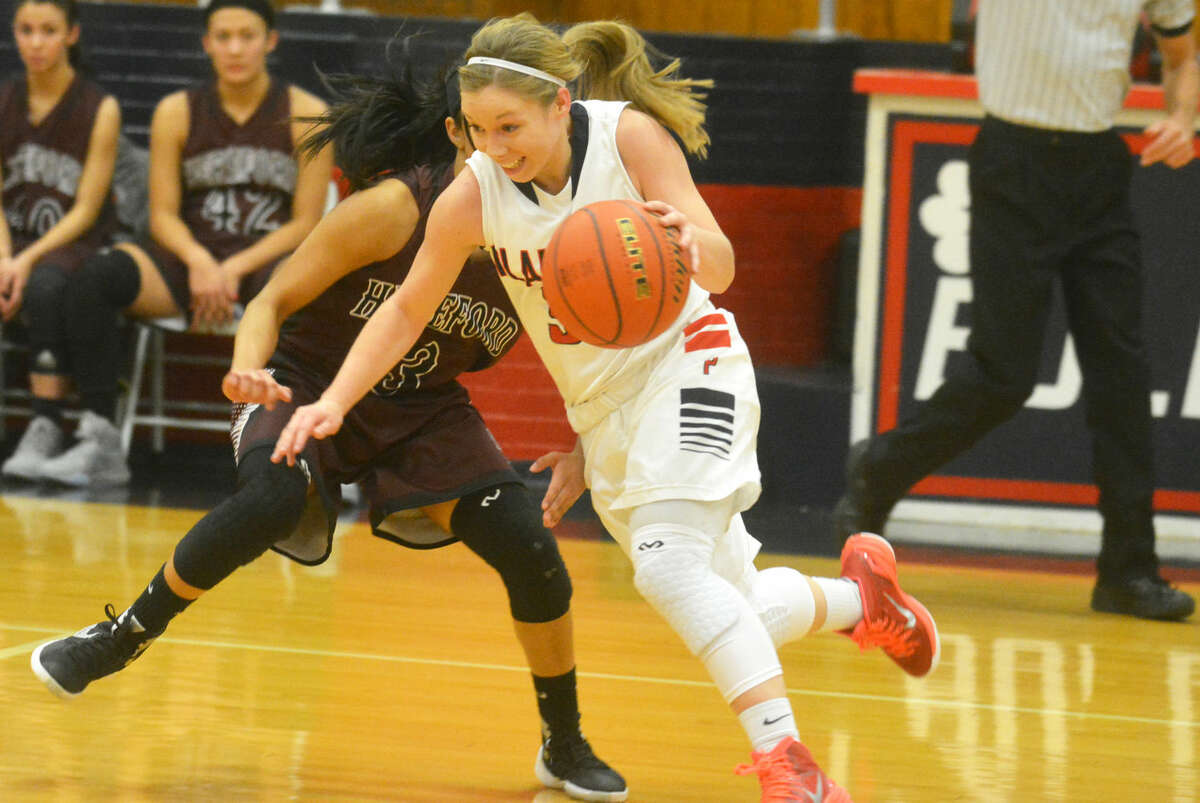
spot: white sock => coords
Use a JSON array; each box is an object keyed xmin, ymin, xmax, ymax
[
  {"xmin": 813, "ymin": 577, "xmax": 863, "ymax": 632},
  {"xmin": 738, "ymin": 698, "xmax": 799, "ymax": 753}
]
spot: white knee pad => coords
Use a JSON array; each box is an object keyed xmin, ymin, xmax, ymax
[
  {"xmin": 747, "ymin": 566, "xmax": 817, "ymax": 648},
  {"xmin": 631, "ymin": 523, "xmax": 740, "ymax": 654},
  {"xmin": 699, "ymin": 594, "xmax": 784, "ymax": 703},
  {"xmin": 631, "ymin": 523, "xmax": 782, "ymax": 702}
]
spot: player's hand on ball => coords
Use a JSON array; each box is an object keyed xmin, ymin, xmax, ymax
[
  {"xmin": 543, "ymin": 199, "xmax": 689, "ymax": 347},
  {"xmin": 222, "ymin": 369, "xmax": 293, "ymax": 409},
  {"xmin": 272, "ymin": 398, "xmax": 344, "ymax": 466},
  {"xmin": 530, "ymin": 441, "xmax": 587, "ymax": 528},
  {"xmin": 643, "ymin": 199, "xmax": 700, "ymax": 274}
]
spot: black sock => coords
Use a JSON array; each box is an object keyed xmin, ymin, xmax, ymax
[
  {"xmin": 128, "ymin": 565, "xmax": 192, "ymax": 634},
  {"xmin": 533, "ymin": 668, "xmax": 582, "ymax": 742},
  {"xmin": 31, "ymin": 396, "xmax": 65, "ymax": 428}
]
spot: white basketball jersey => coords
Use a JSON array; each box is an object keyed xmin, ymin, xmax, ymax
[{"xmin": 468, "ymin": 99, "xmax": 711, "ymax": 413}]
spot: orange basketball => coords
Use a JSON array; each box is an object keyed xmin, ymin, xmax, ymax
[{"xmin": 541, "ymin": 200, "xmax": 692, "ymax": 348}]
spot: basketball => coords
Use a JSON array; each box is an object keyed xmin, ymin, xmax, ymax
[{"xmin": 541, "ymin": 199, "xmax": 692, "ymax": 348}]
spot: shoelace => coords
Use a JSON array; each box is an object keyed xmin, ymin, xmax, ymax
[
  {"xmin": 735, "ymin": 750, "xmax": 818, "ymax": 797},
  {"xmin": 550, "ymin": 737, "xmax": 608, "ymax": 771},
  {"xmin": 64, "ymin": 604, "xmax": 126, "ymax": 663},
  {"xmin": 851, "ymin": 615, "xmax": 916, "ymax": 658}
]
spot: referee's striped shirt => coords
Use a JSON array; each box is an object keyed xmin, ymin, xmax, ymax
[{"xmin": 976, "ymin": 0, "xmax": 1195, "ymax": 132}]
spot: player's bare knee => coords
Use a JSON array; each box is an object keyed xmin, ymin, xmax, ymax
[{"xmin": 452, "ymin": 483, "xmax": 572, "ymax": 623}]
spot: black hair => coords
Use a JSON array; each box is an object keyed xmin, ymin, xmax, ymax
[
  {"xmin": 203, "ymin": 0, "xmax": 276, "ymax": 30},
  {"xmin": 14, "ymin": 0, "xmax": 83, "ymax": 69},
  {"xmin": 298, "ymin": 37, "xmax": 462, "ymax": 193}
]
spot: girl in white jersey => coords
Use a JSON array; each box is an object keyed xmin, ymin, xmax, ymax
[{"xmin": 273, "ymin": 14, "xmax": 940, "ymax": 801}]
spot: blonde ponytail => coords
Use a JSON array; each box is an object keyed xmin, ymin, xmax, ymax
[
  {"xmin": 461, "ymin": 14, "xmax": 713, "ymax": 159},
  {"xmin": 563, "ymin": 21, "xmax": 712, "ymax": 158}
]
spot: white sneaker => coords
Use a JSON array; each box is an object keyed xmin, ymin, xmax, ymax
[
  {"xmin": 2, "ymin": 416, "xmax": 64, "ymax": 480},
  {"xmin": 37, "ymin": 411, "xmax": 131, "ymax": 487}
]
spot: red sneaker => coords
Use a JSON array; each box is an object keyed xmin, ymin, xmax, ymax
[
  {"xmin": 735, "ymin": 737, "xmax": 852, "ymax": 802},
  {"xmin": 840, "ymin": 532, "xmax": 940, "ymax": 677}
]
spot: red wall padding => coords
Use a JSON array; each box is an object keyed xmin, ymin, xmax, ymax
[{"xmin": 701, "ymin": 184, "xmax": 862, "ymax": 364}]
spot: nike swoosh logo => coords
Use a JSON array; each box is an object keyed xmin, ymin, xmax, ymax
[
  {"xmin": 805, "ymin": 775, "xmax": 825, "ymax": 802},
  {"xmin": 883, "ymin": 591, "xmax": 917, "ymax": 629},
  {"xmin": 481, "ymin": 490, "xmax": 501, "ymax": 507},
  {"xmin": 762, "ymin": 714, "xmax": 791, "ymax": 725}
]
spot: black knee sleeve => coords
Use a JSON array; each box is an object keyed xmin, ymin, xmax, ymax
[
  {"xmin": 21, "ymin": 263, "xmax": 71, "ymax": 374},
  {"xmin": 77, "ymin": 247, "xmax": 142, "ymax": 307},
  {"xmin": 171, "ymin": 448, "xmax": 310, "ymax": 589},
  {"xmin": 64, "ymin": 248, "xmax": 142, "ymax": 418},
  {"xmin": 451, "ymin": 482, "xmax": 572, "ymax": 623}
]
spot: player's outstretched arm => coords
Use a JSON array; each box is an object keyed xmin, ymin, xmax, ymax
[
  {"xmin": 229, "ymin": 178, "xmax": 422, "ymax": 380},
  {"xmin": 222, "ymin": 368, "xmax": 292, "ymax": 409},
  {"xmin": 270, "ymin": 170, "xmax": 484, "ymax": 464}
]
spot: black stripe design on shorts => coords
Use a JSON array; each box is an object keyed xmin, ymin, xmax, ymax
[{"xmin": 680, "ymin": 387, "xmax": 734, "ymax": 459}]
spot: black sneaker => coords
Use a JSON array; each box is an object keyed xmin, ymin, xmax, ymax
[
  {"xmin": 31, "ymin": 604, "xmax": 159, "ymax": 699},
  {"xmin": 832, "ymin": 439, "xmax": 895, "ymax": 545},
  {"xmin": 1091, "ymin": 576, "xmax": 1195, "ymax": 621},
  {"xmin": 535, "ymin": 735, "xmax": 628, "ymax": 802}
]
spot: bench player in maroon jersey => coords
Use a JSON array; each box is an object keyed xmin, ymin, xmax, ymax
[
  {"xmin": 35, "ymin": 0, "xmax": 333, "ymax": 487},
  {"xmin": 0, "ymin": 0, "xmax": 121, "ymax": 481}
]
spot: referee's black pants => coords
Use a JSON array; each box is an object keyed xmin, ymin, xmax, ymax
[{"xmin": 862, "ymin": 115, "xmax": 1159, "ymax": 582}]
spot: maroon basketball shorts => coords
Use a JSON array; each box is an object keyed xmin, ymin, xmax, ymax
[{"xmin": 230, "ymin": 360, "xmax": 520, "ymax": 564}]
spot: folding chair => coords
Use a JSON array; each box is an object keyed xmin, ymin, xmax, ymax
[{"xmin": 118, "ymin": 312, "xmax": 241, "ymax": 454}]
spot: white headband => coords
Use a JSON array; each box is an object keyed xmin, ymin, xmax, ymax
[{"xmin": 466, "ymin": 56, "xmax": 566, "ymax": 88}]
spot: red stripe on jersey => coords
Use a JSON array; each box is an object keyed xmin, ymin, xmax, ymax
[
  {"xmin": 684, "ymin": 313, "xmax": 727, "ymax": 336},
  {"xmin": 685, "ymin": 330, "xmax": 731, "ymax": 352}
]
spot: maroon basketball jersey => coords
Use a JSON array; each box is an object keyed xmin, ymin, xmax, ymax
[
  {"xmin": 179, "ymin": 80, "xmax": 295, "ymax": 261},
  {"xmin": 274, "ymin": 164, "xmax": 521, "ymax": 396},
  {"xmin": 0, "ymin": 75, "xmax": 119, "ymax": 252}
]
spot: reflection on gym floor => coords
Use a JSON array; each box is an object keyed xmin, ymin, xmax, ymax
[{"xmin": 1, "ymin": 494, "xmax": 1197, "ymax": 801}]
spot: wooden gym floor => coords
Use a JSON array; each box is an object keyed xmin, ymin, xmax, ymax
[{"xmin": 0, "ymin": 444, "xmax": 1197, "ymax": 802}]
